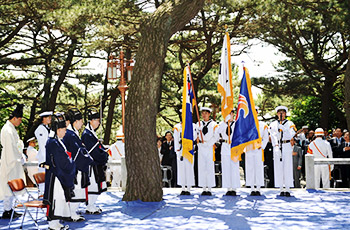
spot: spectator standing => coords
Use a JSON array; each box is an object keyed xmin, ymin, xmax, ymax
[
  {"xmin": 26, "ymin": 137, "xmax": 38, "ymax": 184},
  {"xmin": 291, "ymin": 137, "xmax": 303, "ymax": 188}
]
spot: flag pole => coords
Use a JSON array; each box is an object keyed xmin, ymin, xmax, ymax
[{"xmin": 187, "ymin": 62, "xmax": 204, "ymax": 142}]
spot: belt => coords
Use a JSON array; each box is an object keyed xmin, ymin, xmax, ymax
[{"xmin": 282, "ymin": 140, "xmax": 290, "ymax": 144}]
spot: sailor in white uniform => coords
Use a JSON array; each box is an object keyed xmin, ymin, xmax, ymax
[
  {"xmin": 215, "ymin": 109, "xmax": 240, "ymax": 196},
  {"xmin": 195, "ymin": 107, "xmax": 218, "ymax": 196},
  {"xmin": 245, "ymin": 107, "xmax": 269, "ymax": 196},
  {"xmin": 269, "ymin": 106, "xmax": 296, "ymax": 197},
  {"xmin": 26, "ymin": 137, "xmax": 38, "ymax": 184},
  {"xmin": 34, "ymin": 111, "xmax": 53, "ymax": 194},
  {"xmin": 173, "ymin": 121, "xmax": 195, "ymax": 195}
]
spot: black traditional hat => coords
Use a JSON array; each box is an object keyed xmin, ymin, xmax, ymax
[
  {"xmin": 10, "ymin": 104, "xmax": 24, "ymax": 119},
  {"xmin": 87, "ymin": 108, "xmax": 100, "ymax": 120},
  {"xmin": 66, "ymin": 108, "xmax": 83, "ymax": 123},
  {"xmin": 51, "ymin": 113, "xmax": 67, "ymax": 133}
]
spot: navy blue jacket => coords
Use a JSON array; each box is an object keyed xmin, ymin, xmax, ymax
[
  {"xmin": 63, "ymin": 129, "xmax": 94, "ymax": 174},
  {"xmin": 81, "ymin": 128, "xmax": 108, "ymax": 165}
]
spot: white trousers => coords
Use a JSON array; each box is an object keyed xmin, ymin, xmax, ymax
[
  {"xmin": 176, "ymin": 150, "xmax": 195, "ymax": 187},
  {"xmin": 197, "ymin": 143, "xmax": 216, "ymax": 188},
  {"xmin": 245, "ymin": 149, "xmax": 264, "ymax": 187},
  {"xmin": 53, "ymin": 178, "xmax": 70, "ymax": 218},
  {"xmin": 315, "ymin": 165, "xmax": 330, "ymax": 188},
  {"xmin": 3, "ymin": 195, "xmax": 14, "ymax": 211},
  {"xmin": 274, "ymin": 143, "xmax": 294, "ymax": 188},
  {"xmin": 221, "ymin": 143, "xmax": 240, "ymax": 189}
]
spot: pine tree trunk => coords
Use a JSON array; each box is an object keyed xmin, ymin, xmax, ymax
[
  {"xmin": 123, "ymin": 0, "xmax": 205, "ymax": 202},
  {"xmin": 344, "ymin": 51, "xmax": 350, "ymax": 132}
]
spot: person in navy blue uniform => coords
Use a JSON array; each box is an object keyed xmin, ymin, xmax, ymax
[
  {"xmin": 63, "ymin": 108, "xmax": 93, "ymax": 222},
  {"xmin": 44, "ymin": 113, "xmax": 75, "ymax": 230},
  {"xmin": 81, "ymin": 108, "xmax": 108, "ymax": 214}
]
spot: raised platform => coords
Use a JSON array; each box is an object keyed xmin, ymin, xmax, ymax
[{"xmin": 1, "ymin": 188, "xmax": 350, "ymax": 229}]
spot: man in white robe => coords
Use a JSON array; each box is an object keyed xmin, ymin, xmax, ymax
[{"xmin": 0, "ymin": 104, "xmax": 25, "ymax": 219}]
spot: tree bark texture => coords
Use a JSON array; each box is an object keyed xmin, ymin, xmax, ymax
[
  {"xmin": 345, "ymin": 51, "xmax": 350, "ymax": 132},
  {"xmin": 123, "ymin": 0, "xmax": 205, "ymax": 202}
]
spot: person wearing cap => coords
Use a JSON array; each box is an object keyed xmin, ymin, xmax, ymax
[
  {"xmin": 0, "ymin": 104, "xmax": 25, "ymax": 219},
  {"xmin": 44, "ymin": 113, "xmax": 75, "ymax": 230},
  {"xmin": 81, "ymin": 108, "xmax": 108, "ymax": 214},
  {"xmin": 291, "ymin": 137, "xmax": 303, "ymax": 188},
  {"xmin": 245, "ymin": 107, "xmax": 269, "ymax": 196},
  {"xmin": 34, "ymin": 111, "xmax": 53, "ymax": 194},
  {"xmin": 107, "ymin": 134, "xmax": 125, "ymax": 187},
  {"xmin": 26, "ymin": 137, "xmax": 38, "ymax": 184},
  {"xmin": 173, "ymin": 117, "xmax": 195, "ymax": 195},
  {"xmin": 195, "ymin": 107, "xmax": 218, "ymax": 195},
  {"xmin": 269, "ymin": 106, "xmax": 296, "ymax": 196},
  {"xmin": 296, "ymin": 125, "xmax": 309, "ymax": 145},
  {"xmin": 215, "ymin": 109, "xmax": 240, "ymax": 196},
  {"xmin": 307, "ymin": 128, "xmax": 333, "ymax": 188},
  {"xmin": 63, "ymin": 108, "xmax": 94, "ymax": 222}
]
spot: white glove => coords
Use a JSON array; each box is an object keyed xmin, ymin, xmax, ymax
[
  {"xmin": 278, "ymin": 124, "xmax": 286, "ymax": 131},
  {"xmin": 197, "ymin": 125, "xmax": 203, "ymax": 131},
  {"xmin": 273, "ymin": 147, "xmax": 282, "ymax": 160}
]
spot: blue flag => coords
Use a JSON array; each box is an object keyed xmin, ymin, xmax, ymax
[
  {"xmin": 231, "ymin": 67, "xmax": 261, "ymax": 161},
  {"xmin": 181, "ymin": 65, "xmax": 195, "ymax": 164}
]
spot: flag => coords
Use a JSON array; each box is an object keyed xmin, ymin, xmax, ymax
[
  {"xmin": 231, "ymin": 67, "xmax": 261, "ymax": 161},
  {"xmin": 181, "ymin": 65, "xmax": 195, "ymax": 164},
  {"xmin": 217, "ymin": 32, "xmax": 234, "ymax": 121}
]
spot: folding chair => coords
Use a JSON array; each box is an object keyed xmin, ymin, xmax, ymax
[
  {"xmin": 33, "ymin": 172, "xmax": 45, "ymax": 199},
  {"xmin": 7, "ymin": 178, "xmax": 46, "ymax": 229}
]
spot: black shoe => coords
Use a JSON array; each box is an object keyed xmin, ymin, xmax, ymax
[
  {"xmin": 285, "ymin": 192, "xmax": 291, "ymax": 197},
  {"xmin": 206, "ymin": 191, "xmax": 212, "ymax": 196},
  {"xmin": 1, "ymin": 210, "xmax": 21, "ymax": 219},
  {"xmin": 250, "ymin": 191, "xmax": 257, "ymax": 196},
  {"xmin": 86, "ymin": 209, "xmax": 102, "ymax": 215},
  {"xmin": 201, "ymin": 191, "xmax": 208, "ymax": 196},
  {"xmin": 255, "ymin": 191, "xmax": 261, "ymax": 196},
  {"xmin": 280, "ymin": 191, "xmax": 286, "ymax": 196},
  {"xmin": 184, "ymin": 191, "xmax": 191, "ymax": 195},
  {"xmin": 180, "ymin": 191, "xmax": 186, "ymax": 195}
]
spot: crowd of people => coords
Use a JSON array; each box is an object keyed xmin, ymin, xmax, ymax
[
  {"xmin": 0, "ymin": 105, "xmax": 109, "ymax": 230},
  {"xmin": 157, "ymin": 105, "xmax": 349, "ymax": 196}
]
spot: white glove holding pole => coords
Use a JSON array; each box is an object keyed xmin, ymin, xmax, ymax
[{"xmin": 273, "ymin": 147, "xmax": 282, "ymax": 160}]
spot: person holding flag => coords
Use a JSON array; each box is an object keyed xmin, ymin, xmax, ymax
[
  {"xmin": 195, "ymin": 107, "xmax": 218, "ymax": 196},
  {"xmin": 269, "ymin": 106, "xmax": 296, "ymax": 197},
  {"xmin": 175, "ymin": 65, "xmax": 196, "ymax": 195},
  {"xmin": 245, "ymin": 106, "xmax": 269, "ymax": 196},
  {"xmin": 231, "ymin": 67, "xmax": 262, "ymax": 195},
  {"xmin": 215, "ymin": 31, "xmax": 240, "ymax": 196}
]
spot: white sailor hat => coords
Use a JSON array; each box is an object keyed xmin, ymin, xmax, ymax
[
  {"xmin": 39, "ymin": 111, "xmax": 53, "ymax": 117},
  {"xmin": 200, "ymin": 107, "xmax": 212, "ymax": 113},
  {"xmin": 302, "ymin": 125, "xmax": 309, "ymax": 129},
  {"xmin": 26, "ymin": 137, "xmax": 36, "ymax": 143},
  {"xmin": 315, "ymin": 128, "xmax": 324, "ymax": 136},
  {"xmin": 275, "ymin": 106, "xmax": 288, "ymax": 113}
]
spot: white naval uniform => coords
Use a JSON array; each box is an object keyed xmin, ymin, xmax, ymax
[
  {"xmin": 215, "ymin": 121, "xmax": 240, "ymax": 190},
  {"xmin": 173, "ymin": 123, "xmax": 195, "ymax": 188},
  {"xmin": 308, "ymin": 138, "xmax": 333, "ymax": 188},
  {"xmin": 269, "ymin": 119, "xmax": 296, "ymax": 188},
  {"xmin": 34, "ymin": 124, "xmax": 50, "ymax": 172},
  {"xmin": 195, "ymin": 120, "xmax": 217, "ymax": 188},
  {"xmin": 245, "ymin": 121, "xmax": 269, "ymax": 189},
  {"xmin": 0, "ymin": 121, "xmax": 26, "ymax": 210},
  {"xmin": 108, "ymin": 141, "xmax": 125, "ymax": 187},
  {"xmin": 26, "ymin": 146, "xmax": 38, "ymax": 184}
]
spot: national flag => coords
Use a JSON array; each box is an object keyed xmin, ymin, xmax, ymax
[
  {"xmin": 217, "ymin": 32, "xmax": 234, "ymax": 121},
  {"xmin": 181, "ymin": 65, "xmax": 195, "ymax": 164},
  {"xmin": 231, "ymin": 67, "xmax": 261, "ymax": 161}
]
